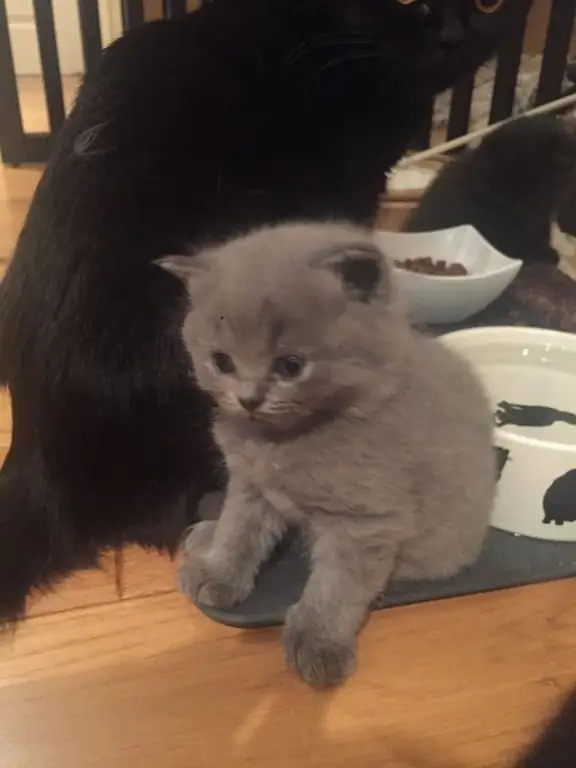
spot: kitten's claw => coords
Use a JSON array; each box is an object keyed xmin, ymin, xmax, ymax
[{"xmin": 282, "ymin": 605, "xmax": 356, "ymax": 689}]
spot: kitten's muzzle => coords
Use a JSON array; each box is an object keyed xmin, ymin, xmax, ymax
[{"xmin": 238, "ymin": 395, "xmax": 265, "ymax": 413}]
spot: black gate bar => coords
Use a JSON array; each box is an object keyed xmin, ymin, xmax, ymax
[
  {"xmin": 164, "ymin": 0, "xmax": 188, "ymax": 18},
  {"xmin": 78, "ymin": 0, "xmax": 104, "ymax": 75},
  {"xmin": 446, "ymin": 73, "xmax": 476, "ymax": 141},
  {"xmin": 0, "ymin": 0, "xmax": 25, "ymax": 164},
  {"xmin": 122, "ymin": 0, "xmax": 144, "ymax": 31},
  {"xmin": 32, "ymin": 0, "xmax": 66, "ymax": 134},
  {"xmin": 489, "ymin": 0, "xmax": 532, "ymax": 124},
  {"xmin": 535, "ymin": 0, "xmax": 576, "ymax": 105},
  {"xmin": 412, "ymin": 101, "xmax": 434, "ymax": 150}
]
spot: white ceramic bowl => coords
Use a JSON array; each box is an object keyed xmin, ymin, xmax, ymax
[
  {"xmin": 441, "ymin": 326, "xmax": 576, "ymax": 542},
  {"xmin": 374, "ymin": 225, "xmax": 522, "ymax": 324}
]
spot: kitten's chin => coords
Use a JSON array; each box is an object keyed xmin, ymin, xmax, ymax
[
  {"xmin": 247, "ymin": 411, "xmax": 302, "ymax": 431},
  {"xmin": 216, "ymin": 405, "xmax": 299, "ymax": 431}
]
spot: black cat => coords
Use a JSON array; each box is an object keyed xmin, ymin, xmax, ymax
[
  {"xmin": 513, "ymin": 686, "xmax": 576, "ymax": 768},
  {"xmin": 0, "ymin": 0, "xmax": 519, "ymax": 622},
  {"xmin": 542, "ymin": 469, "xmax": 576, "ymax": 526},
  {"xmin": 405, "ymin": 115, "xmax": 576, "ymax": 265}
]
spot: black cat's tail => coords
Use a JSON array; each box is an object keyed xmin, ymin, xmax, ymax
[
  {"xmin": 0, "ymin": 449, "xmax": 94, "ymax": 626},
  {"xmin": 512, "ymin": 687, "xmax": 576, "ymax": 768}
]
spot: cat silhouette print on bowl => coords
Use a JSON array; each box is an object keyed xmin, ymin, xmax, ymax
[
  {"xmin": 441, "ymin": 326, "xmax": 576, "ymax": 542},
  {"xmin": 374, "ymin": 225, "xmax": 521, "ymax": 325}
]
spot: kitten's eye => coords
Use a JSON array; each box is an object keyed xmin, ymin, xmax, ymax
[
  {"xmin": 272, "ymin": 355, "xmax": 305, "ymax": 379},
  {"xmin": 474, "ymin": 0, "xmax": 505, "ymax": 13},
  {"xmin": 211, "ymin": 351, "xmax": 236, "ymax": 374}
]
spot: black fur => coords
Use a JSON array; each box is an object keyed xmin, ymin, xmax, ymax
[
  {"xmin": 558, "ymin": 176, "xmax": 576, "ymax": 237},
  {"xmin": 0, "ymin": 0, "xmax": 515, "ymax": 622},
  {"xmin": 405, "ymin": 115, "xmax": 576, "ymax": 265},
  {"xmin": 514, "ymin": 687, "xmax": 576, "ymax": 768}
]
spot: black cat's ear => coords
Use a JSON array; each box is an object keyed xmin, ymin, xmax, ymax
[
  {"xmin": 313, "ymin": 245, "xmax": 384, "ymax": 303},
  {"xmin": 155, "ymin": 254, "xmax": 209, "ymax": 285}
]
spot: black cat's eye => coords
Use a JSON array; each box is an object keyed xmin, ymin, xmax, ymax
[
  {"xmin": 272, "ymin": 355, "xmax": 306, "ymax": 380},
  {"xmin": 211, "ymin": 351, "xmax": 235, "ymax": 374},
  {"xmin": 474, "ymin": 0, "xmax": 505, "ymax": 13}
]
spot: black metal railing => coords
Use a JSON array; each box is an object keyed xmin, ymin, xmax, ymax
[{"xmin": 0, "ymin": 0, "xmax": 574, "ymax": 165}]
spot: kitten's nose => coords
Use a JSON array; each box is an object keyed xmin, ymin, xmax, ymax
[{"xmin": 238, "ymin": 396, "xmax": 264, "ymax": 413}]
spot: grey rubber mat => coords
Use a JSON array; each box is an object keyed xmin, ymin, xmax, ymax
[
  {"xmin": 196, "ymin": 494, "xmax": 576, "ymax": 629},
  {"xmin": 193, "ymin": 266, "xmax": 576, "ymax": 628}
]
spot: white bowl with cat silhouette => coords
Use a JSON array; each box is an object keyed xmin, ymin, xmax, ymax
[
  {"xmin": 374, "ymin": 225, "xmax": 522, "ymax": 325},
  {"xmin": 441, "ymin": 326, "xmax": 576, "ymax": 542}
]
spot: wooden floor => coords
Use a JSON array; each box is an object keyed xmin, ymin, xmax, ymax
[{"xmin": 1, "ymin": 161, "xmax": 576, "ymax": 768}]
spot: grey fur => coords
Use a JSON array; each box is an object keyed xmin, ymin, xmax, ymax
[{"xmin": 162, "ymin": 222, "xmax": 496, "ymax": 689}]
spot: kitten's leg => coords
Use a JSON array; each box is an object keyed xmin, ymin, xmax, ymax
[
  {"xmin": 283, "ymin": 516, "xmax": 401, "ymax": 689},
  {"xmin": 179, "ymin": 484, "xmax": 286, "ymax": 609}
]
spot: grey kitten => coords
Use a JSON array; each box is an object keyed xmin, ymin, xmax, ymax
[{"xmin": 159, "ymin": 222, "xmax": 495, "ymax": 689}]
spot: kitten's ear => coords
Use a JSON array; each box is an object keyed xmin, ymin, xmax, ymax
[
  {"xmin": 155, "ymin": 254, "xmax": 209, "ymax": 284},
  {"xmin": 313, "ymin": 245, "xmax": 384, "ymax": 303}
]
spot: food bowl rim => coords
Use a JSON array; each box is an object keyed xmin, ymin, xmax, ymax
[
  {"xmin": 442, "ymin": 326, "xmax": 576, "ymax": 452},
  {"xmin": 376, "ymin": 225, "xmax": 522, "ymax": 282}
]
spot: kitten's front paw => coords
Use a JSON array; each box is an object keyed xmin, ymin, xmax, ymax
[
  {"xmin": 178, "ymin": 521, "xmax": 216, "ymax": 599},
  {"xmin": 178, "ymin": 523, "xmax": 254, "ymax": 609},
  {"xmin": 196, "ymin": 577, "xmax": 253, "ymax": 609},
  {"xmin": 282, "ymin": 605, "xmax": 356, "ymax": 690},
  {"xmin": 181, "ymin": 520, "xmax": 218, "ymax": 556},
  {"xmin": 179, "ymin": 556, "xmax": 253, "ymax": 609}
]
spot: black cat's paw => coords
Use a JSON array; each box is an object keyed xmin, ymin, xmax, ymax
[{"xmin": 282, "ymin": 605, "xmax": 356, "ymax": 689}]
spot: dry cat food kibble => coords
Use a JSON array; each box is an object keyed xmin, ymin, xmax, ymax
[{"xmin": 394, "ymin": 257, "xmax": 469, "ymax": 276}]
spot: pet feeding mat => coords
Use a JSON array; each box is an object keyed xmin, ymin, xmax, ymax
[
  {"xmin": 195, "ymin": 518, "xmax": 576, "ymax": 629},
  {"xmin": 194, "ymin": 264, "xmax": 576, "ymax": 629}
]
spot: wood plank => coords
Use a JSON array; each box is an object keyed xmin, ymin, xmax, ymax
[
  {"xmin": 0, "ymin": 389, "xmax": 11, "ymax": 469},
  {"xmin": 0, "ymin": 582, "xmax": 575, "ymax": 767},
  {"xmin": 27, "ymin": 553, "xmax": 121, "ymax": 618},
  {"xmin": 0, "ymin": 165, "xmax": 41, "ymax": 258},
  {"xmin": 0, "ymin": 388, "xmax": 12, "ymax": 436},
  {"xmin": 120, "ymin": 546, "xmax": 177, "ymax": 599}
]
